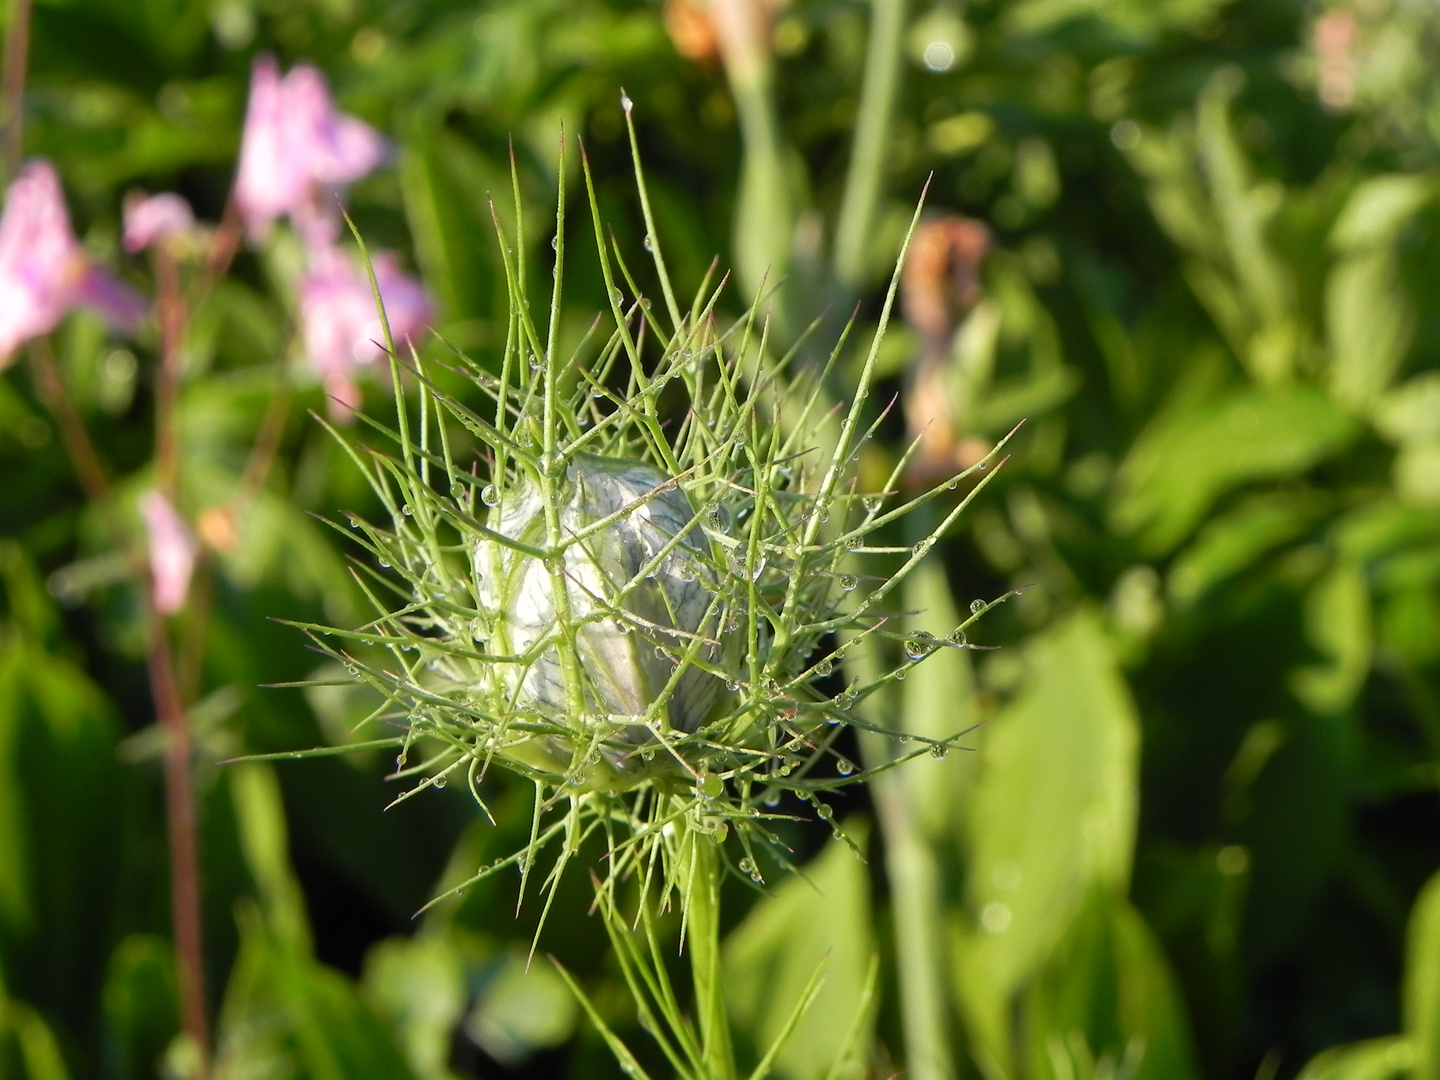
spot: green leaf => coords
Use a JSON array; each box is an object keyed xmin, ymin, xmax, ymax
[
  {"xmin": 1296, "ymin": 1037, "xmax": 1412, "ymax": 1080},
  {"xmin": 229, "ymin": 763, "xmax": 312, "ymax": 954},
  {"xmin": 101, "ymin": 935, "xmax": 178, "ymax": 1080},
  {"xmin": 0, "ymin": 636, "xmax": 129, "ymax": 1029},
  {"xmin": 723, "ymin": 825, "xmax": 875, "ymax": 1080},
  {"xmin": 364, "ymin": 934, "xmax": 467, "ymax": 1080},
  {"xmin": 1404, "ymin": 869, "xmax": 1440, "ymax": 1078},
  {"xmin": 1111, "ymin": 387, "xmax": 1356, "ymax": 554},
  {"xmin": 0, "ymin": 990, "xmax": 71, "ymax": 1080},
  {"xmin": 1326, "ymin": 174, "xmax": 1433, "ymax": 407},
  {"xmin": 954, "ymin": 610, "xmax": 1140, "ymax": 1072},
  {"xmin": 465, "ymin": 948, "xmax": 578, "ymax": 1065},
  {"xmin": 1167, "ymin": 495, "xmax": 1318, "ymax": 606},
  {"xmin": 214, "ymin": 902, "xmax": 417, "ymax": 1080},
  {"xmin": 1289, "ymin": 556, "xmax": 1372, "ymax": 715},
  {"xmin": 400, "ymin": 122, "xmax": 504, "ymax": 330},
  {"xmin": 1023, "ymin": 894, "xmax": 1201, "ymax": 1080}
]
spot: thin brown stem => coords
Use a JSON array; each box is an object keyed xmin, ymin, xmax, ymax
[
  {"xmin": 238, "ymin": 391, "xmax": 290, "ymax": 501},
  {"xmin": 195, "ymin": 195, "xmax": 243, "ymax": 305},
  {"xmin": 146, "ymin": 608, "xmax": 211, "ymax": 1079},
  {"xmin": 1, "ymin": 0, "xmax": 32, "ymax": 179},
  {"xmin": 27, "ymin": 339, "xmax": 114, "ymax": 510},
  {"xmin": 155, "ymin": 247, "xmax": 184, "ymax": 496}
]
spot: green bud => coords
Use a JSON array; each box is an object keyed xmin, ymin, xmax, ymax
[{"xmin": 475, "ymin": 454, "xmax": 726, "ymax": 736}]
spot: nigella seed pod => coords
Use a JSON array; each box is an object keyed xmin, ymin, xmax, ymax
[
  {"xmin": 308, "ymin": 140, "xmax": 1015, "ymax": 909},
  {"xmin": 475, "ymin": 454, "xmax": 727, "ymax": 736}
]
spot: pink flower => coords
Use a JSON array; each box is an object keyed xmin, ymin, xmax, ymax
[
  {"xmin": 123, "ymin": 192, "xmax": 196, "ymax": 253},
  {"xmin": 0, "ymin": 160, "xmax": 147, "ymax": 362},
  {"xmin": 298, "ymin": 243, "xmax": 433, "ymax": 416},
  {"xmin": 234, "ymin": 56, "xmax": 387, "ymax": 242},
  {"xmin": 140, "ymin": 490, "xmax": 198, "ymax": 615}
]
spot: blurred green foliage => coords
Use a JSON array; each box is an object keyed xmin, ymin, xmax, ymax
[{"xmin": 2, "ymin": 0, "xmax": 1439, "ymax": 1078}]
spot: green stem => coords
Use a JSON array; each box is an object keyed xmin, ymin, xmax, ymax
[
  {"xmin": 865, "ymin": 760, "xmax": 954, "ymax": 1080},
  {"xmin": 713, "ymin": 0, "xmax": 792, "ymax": 305},
  {"xmin": 684, "ymin": 826, "xmax": 735, "ymax": 1080},
  {"xmin": 853, "ymin": 520, "xmax": 957, "ymax": 1080},
  {"xmin": 833, "ymin": 0, "xmax": 909, "ymax": 292}
]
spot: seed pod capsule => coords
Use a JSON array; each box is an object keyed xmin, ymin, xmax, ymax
[{"xmin": 474, "ymin": 454, "xmax": 728, "ymax": 751}]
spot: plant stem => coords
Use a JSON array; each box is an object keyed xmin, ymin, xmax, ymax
[
  {"xmin": 1, "ymin": 0, "xmax": 32, "ymax": 179},
  {"xmin": 865, "ymin": 761, "xmax": 955, "ymax": 1080},
  {"xmin": 146, "ymin": 609, "xmax": 211, "ymax": 1079},
  {"xmin": 833, "ymin": 0, "xmax": 908, "ymax": 292},
  {"xmin": 154, "ymin": 246, "xmax": 184, "ymax": 496},
  {"xmin": 711, "ymin": 0, "xmax": 791, "ymax": 306},
  {"xmin": 854, "ymin": 538, "xmax": 958, "ymax": 1080},
  {"xmin": 684, "ymin": 828, "xmax": 735, "ymax": 1080},
  {"xmin": 27, "ymin": 340, "xmax": 114, "ymax": 512}
]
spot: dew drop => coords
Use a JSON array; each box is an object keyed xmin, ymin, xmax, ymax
[
  {"xmin": 839, "ymin": 575, "xmax": 859, "ymax": 592},
  {"xmin": 738, "ymin": 856, "xmax": 755, "ymax": 874},
  {"xmin": 550, "ymin": 235, "xmax": 559, "ymax": 250},
  {"xmin": 610, "ymin": 287, "xmax": 623, "ymax": 305},
  {"xmin": 970, "ymin": 599, "xmax": 986, "ymax": 615},
  {"xmin": 815, "ymin": 658, "xmax": 833, "ymax": 677},
  {"xmin": 863, "ymin": 495, "xmax": 883, "ymax": 513},
  {"xmin": 643, "ymin": 234, "xmax": 654, "ymax": 252},
  {"xmin": 349, "ymin": 518, "xmax": 359, "ymax": 528},
  {"xmin": 481, "ymin": 484, "xmax": 500, "ymax": 507},
  {"xmin": 762, "ymin": 789, "xmax": 781, "ymax": 807},
  {"xmin": 977, "ymin": 462, "xmax": 988, "ymax": 471},
  {"xmin": 433, "ymin": 773, "xmax": 448, "ymax": 789},
  {"xmin": 929, "ymin": 744, "xmax": 949, "ymax": 759},
  {"xmin": 816, "ymin": 803, "xmax": 834, "ymax": 821},
  {"xmin": 845, "ymin": 535, "xmax": 861, "ymax": 550},
  {"xmin": 913, "ymin": 540, "xmax": 931, "ymax": 557},
  {"xmin": 895, "ymin": 668, "xmax": 907, "ymax": 681},
  {"xmin": 949, "ymin": 628, "xmax": 968, "ymax": 646},
  {"xmin": 401, "ymin": 503, "xmax": 412, "ymax": 516},
  {"xmin": 947, "ymin": 478, "xmax": 959, "ymax": 491},
  {"xmin": 905, "ymin": 632, "xmax": 937, "ymax": 660},
  {"xmin": 836, "ymin": 757, "xmax": 855, "ymax": 776},
  {"xmin": 726, "ymin": 678, "xmax": 740, "ymax": 692}
]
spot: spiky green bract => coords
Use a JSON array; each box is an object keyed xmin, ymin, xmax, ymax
[{"xmin": 294, "ymin": 137, "xmax": 1013, "ymax": 923}]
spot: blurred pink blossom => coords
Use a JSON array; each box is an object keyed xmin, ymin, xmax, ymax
[
  {"xmin": 234, "ymin": 56, "xmax": 387, "ymax": 243},
  {"xmin": 299, "ymin": 244, "xmax": 433, "ymax": 416},
  {"xmin": 140, "ymin": 490, "xmax": 198, "ymax": 616},
  {"xmin": 1315, "ymin": 10, "xmax": 1357, "ymax": 110},
  {"xmin": 0, "ymin": 160, "xmax": 147, "ymax": 362},
  {"xmin": 123, "ymin": 192, "xmax": 196, "ymax": 253}
]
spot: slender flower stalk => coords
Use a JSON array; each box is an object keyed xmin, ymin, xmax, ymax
[
  {"xmin": 282, "ymin": 120, "xmax": 1011, "ymax": 1080},
  {"xmin": 1, "ymin": 0, "xmax": 31, "ymax": 178}
]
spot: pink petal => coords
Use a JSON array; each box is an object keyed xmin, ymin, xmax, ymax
[
  {"xmin": 123, "ymin": 192, "xmax": 195, "ymax": 253},
  {"xmin": 234, "ymin": 56, "xmax": 310, "ymax": 240},
  {"xmin": 284, "ymin": 65, "xmax": 386, "ymax": 184},
  {"xmin": 140, "ymin": 490, "xmax": 198, "ymax": 615},
  {"xmin": 234, "ymin": 58, "xmax": 385, "ymax": 242},
  {"xmin": 0, "ymin": 160, "xmax": 87, "ymax": 355},
  {"xmin": 298, "ymin": 243, "xmax": 433, "ymax": 412}
]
